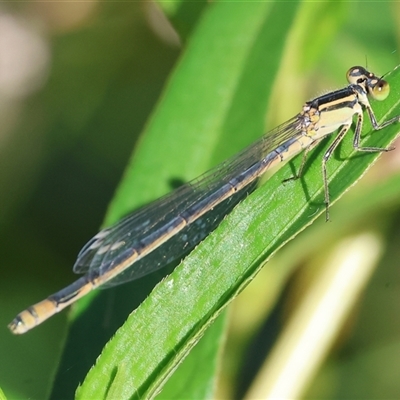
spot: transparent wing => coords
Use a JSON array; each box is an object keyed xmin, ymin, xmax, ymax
[
  {"xmin": 73, "ymin": 116, "xmax": 303, "ymax": 287},
  {"xmin": 100, "ymin": 183, "xmax": 257, "ymax": 288}
]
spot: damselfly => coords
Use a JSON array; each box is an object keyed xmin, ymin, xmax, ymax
[{"xmin": 9, "ymin": 66, "xmax": 400, "ymax": 334}]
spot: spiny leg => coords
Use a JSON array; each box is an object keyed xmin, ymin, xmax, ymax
[
  {"xmin": 365, "ymin": 101, "xmax": 400, "ymax": 131},
  {"xmin": 354, "ymin": 108, "xmax": 395, "ymax": 152},
  {"xmin": 283, "ymin": 138, "xmax": 324, "ymax": 183},
  {"xmin": 322, "ymin": 124, "xmax": 351, "ymax": 222}
]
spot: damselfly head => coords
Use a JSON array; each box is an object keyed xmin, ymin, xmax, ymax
[{"xmin": 347, "ymin": 66, "xmax": 390, "ymax": 101}]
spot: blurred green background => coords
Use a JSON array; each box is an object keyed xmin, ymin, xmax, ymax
[{"xmin": 1, "ymin": 1, "xmax": 400, "ymax": 399}]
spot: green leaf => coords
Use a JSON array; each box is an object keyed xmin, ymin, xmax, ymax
[
  {"xmin": 0, "ymin": 387, "xmax": 7, "ymax": 400},
  {"xmin": 51, "ymin": 1, "xmax": 301, "ymax": 398},
  {"xmin": 76, "ymin": 24, "xmax": 400, "ymax": 400},
  {"xmin": 76, "ymin": 65, "xmax": 400, "ymax": 398}
]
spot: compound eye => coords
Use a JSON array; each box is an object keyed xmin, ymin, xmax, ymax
[
  {"xmin": 370, "ymin": 79, "xmax": 390, "ymax": 101},
  {"xmin": 347, "ymin": 66, "xmax": 366, "ymax": 84}
]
